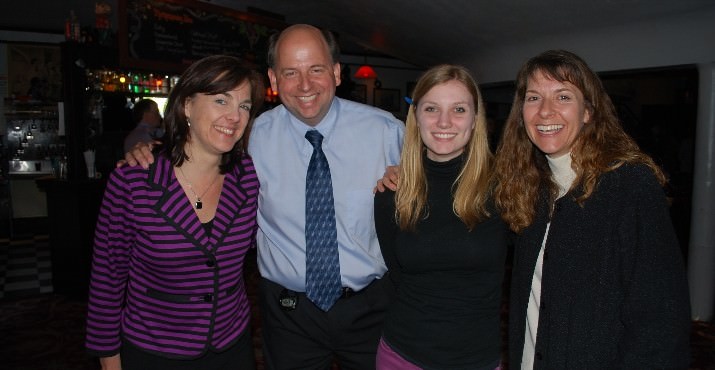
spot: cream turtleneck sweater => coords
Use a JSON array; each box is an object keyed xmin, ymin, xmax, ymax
[{"xmin": 520, "ymin": 153, "xmax": 576, "ymax": 369}]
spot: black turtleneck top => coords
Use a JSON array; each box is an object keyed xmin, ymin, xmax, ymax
[{"xmin": 374, "ymin": 155, "xmax": 508, "ymax": 370}]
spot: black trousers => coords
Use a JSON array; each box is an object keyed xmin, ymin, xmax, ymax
[{"xmin": 260, "ymin": 277, "xmax": 391, "ymax": 370}]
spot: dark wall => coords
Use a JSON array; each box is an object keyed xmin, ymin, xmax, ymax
[{"xmin": 1, "ymin": 1, "xmax": 118, "ymax": 35}]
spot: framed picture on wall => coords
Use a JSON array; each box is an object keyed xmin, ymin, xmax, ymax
[
  {"xmin": 350, "ymin": 84, "xmax": 367, "ymax": 103},
  {"xmin": 7, "ymin": 43, "xmax": 62, "ymax": 101},
  {"xmin": 374, "ymin": 88, "xmax": 401, "ymax": 112}
]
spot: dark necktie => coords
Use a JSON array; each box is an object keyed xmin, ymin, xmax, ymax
[{"xmin": 304, "ymin": 130, "xmax": 342, "ymax": 311}]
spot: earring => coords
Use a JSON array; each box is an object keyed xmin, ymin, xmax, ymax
[{"xmin": 187, "ymin": 119, "xmax": 191, "ymax": 127}]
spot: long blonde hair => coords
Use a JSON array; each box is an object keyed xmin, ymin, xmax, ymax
[
  {"xmin": 396, "ymin": 64, "xmax": 493, "ymax": 230},
  {"xmin": 494, "ymin": 50, "xmax": 665, "ymax": 232}
]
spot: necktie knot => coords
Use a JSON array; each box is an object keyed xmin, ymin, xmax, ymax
[{"xmin": 305, "ymin": 130, "xmax": 323, "ymax": 149}]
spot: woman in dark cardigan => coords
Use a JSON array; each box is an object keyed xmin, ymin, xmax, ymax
[{"xmin": 494, "ymin": 49, "xmax": 691, "ymax": 369}]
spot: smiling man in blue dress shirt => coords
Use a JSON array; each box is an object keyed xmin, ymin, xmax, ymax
[{"xmin": 249, "ymin": 24, "xmax": 403, "ymax": 369}]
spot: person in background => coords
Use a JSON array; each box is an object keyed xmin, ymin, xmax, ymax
[
  {"xmin": 86, "ymin": 55, "xmax": 264, "ymax": 370},
  {"xmin": 373, "ymin": 64, "xmax": 508, "ymax": 369},
  {"xmin": 493, "ymin": 49, "xmax": 691, "ymax": 369},
  {"xmin": 122, "ymin": 24, "xmax": 404, "ymax": 369},
  {"xmin": 123, "ymin": 98, "xmax": 163, "ymax": 152}
]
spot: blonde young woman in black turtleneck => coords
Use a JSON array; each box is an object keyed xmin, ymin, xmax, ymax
[{"xmin": 374, "ymin": 64, "xmax": 508, "ymax": 370}]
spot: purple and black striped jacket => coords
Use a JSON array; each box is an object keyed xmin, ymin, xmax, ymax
[{"xmin": 85, "ymin": 154, "xmax": 259, "ymax": 359}]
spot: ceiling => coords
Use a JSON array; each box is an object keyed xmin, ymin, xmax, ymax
[{"xmin": 203, "ymin": 0, "xmax": 715, "ymax": 68}]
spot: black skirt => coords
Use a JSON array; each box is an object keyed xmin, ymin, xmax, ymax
[{"xmin": 120, "ymin": 329, "xmax": 255, "ymax": 370}]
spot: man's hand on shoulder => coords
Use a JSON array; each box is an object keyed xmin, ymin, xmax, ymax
[
  {"xmin": 373, "ymin": 165, "xmax": 400, "ymax": 193},
  {"xmin": 117, "ymin": 141, "xmax": 159, "ymax": 169}
]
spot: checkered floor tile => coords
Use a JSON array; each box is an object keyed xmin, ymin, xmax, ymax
[{"xmin": 0, "ymin": 234, "xmax": 52, "ymax": 299}]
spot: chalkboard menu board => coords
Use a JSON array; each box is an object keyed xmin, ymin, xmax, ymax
[{"xmin": 119, "ymin": 0, "xmax": 285, "ymax": 73}]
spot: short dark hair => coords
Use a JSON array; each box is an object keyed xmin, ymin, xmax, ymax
[
  {"xmin": 131, "ymin": 99, "xmax": 158, "ymax": 124},
  {"xmin": 160, "ymin": 55, "xmax": 264, "ymax": 173}
]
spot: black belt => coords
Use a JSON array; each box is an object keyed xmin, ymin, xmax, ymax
[
  {"xmin": 278, "ymin": 281, "xmax": 374, "ymax": 311},
  {"xmin": 339, "ymin": 286, "xmax": 361, "ymax": 299}
]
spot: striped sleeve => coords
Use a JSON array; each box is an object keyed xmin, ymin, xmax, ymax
[{"xmin": 85, "ymin": 166, "xmax": 140, "ymax": 356}]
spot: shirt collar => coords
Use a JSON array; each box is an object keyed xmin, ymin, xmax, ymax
[{"xmin": 288, "ymin": 97, "xmax": 340, "ymax": 143}]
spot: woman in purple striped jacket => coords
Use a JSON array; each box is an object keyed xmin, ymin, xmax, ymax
[{"xmin": 85, "ymin": 55, "xmax": 264, "ymax": 370}]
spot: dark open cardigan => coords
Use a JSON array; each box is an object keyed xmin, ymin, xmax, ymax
[{"xmin": 508, "ymin": 163, "xmax": 691, "ymax": 369}]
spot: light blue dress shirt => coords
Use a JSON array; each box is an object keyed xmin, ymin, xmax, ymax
[{"xmin": 248, "ymin": 97, "xmax": 404, "ymax": 291}]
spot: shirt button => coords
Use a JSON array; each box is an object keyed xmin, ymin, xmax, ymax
[
  {"xmin": 206, "ymin": 259, "xmax": 215, "ymax": 267},
  {"xmin": 203, "ymin": 294, "xmax": 213, "ymax": 302}
]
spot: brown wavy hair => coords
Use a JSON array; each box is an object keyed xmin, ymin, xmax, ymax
[
  {"xmin": 396, "ymin": 64, "xmax": 493, "ymax": 231},
  {"xmin": 493, "ymin": 50, "xmax": 665, "ymax": 233}
]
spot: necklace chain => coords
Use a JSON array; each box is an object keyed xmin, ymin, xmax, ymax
[{"xmin": 178, "ymin": 166, "xmax": 220, "ymax": 209}]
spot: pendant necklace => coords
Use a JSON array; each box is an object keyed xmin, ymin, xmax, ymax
[{"xmin": 178, "ymin": 166, "xmax": 220, "ymax": 210}]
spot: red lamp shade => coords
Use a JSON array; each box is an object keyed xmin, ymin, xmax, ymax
[{"xmin": 354, "ymin": 65, "xmax": 378, "ymax": 79}]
